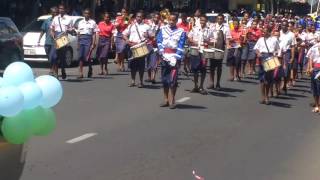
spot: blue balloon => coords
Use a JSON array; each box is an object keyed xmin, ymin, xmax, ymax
[
  {"xmin": 19, "ymin": 82, "xmax": 43, "ymax": 109},
  {"xmin": 0, "ymin": 86, "xmax": 24, "ymax": 117},
  {"xmin": 3, "ymin": 62, "xmax": 34, "ymax": 86},
  {"xmin": 0, "ymin": 77, "xmax": 8, "ymax": 88},
  {"xmin": 35, "ymin": 75, "xmax": 63, "ymax": 108}
]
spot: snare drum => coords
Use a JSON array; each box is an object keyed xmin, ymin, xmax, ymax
[
  {"xmin": 211, "ymin": 48, "xmax": 224, "ymax": 60},
  {"xmin": 189, "ymin": 46, "xmax": 200, "ymax": 56},
  {"xmin": 263, "ymin": 56, "xmax": 281, "ymax": 72},
  {"xmin": 130, "ymin": 42, "xmax": 149, "ymax": 59},
  {"xmin": 202, "ymin": 49, "xmax": 215, "ymax": 59},
  {"xmin": 55, "ymin": 33, "xmax": 70, "ymax": 49}
]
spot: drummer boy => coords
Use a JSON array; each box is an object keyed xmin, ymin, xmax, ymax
[
  {"xmin": 188, "ymin": 15, "xmax": 213, "ymax": 95},
  {"xmin": 254, "ymin": 26, "xmax": 281, "ymax": 105},
  {"xmin": 123, "ymin": 11, "xmax": 151, "ymax": 88}
]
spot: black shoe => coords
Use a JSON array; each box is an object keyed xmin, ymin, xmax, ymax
[
  {"xmin": 61, "ymin": 72, "xmax": 67, "ymax": 80},
  {"xmin": 160, "ymin": 102, "xmax": 169, "ymax": 107},
  {"xmin": 145, "ymin": 79, "xmax": 152, "ymax": 83},
  {"xmin": 190, "ymin": 87, "xmax": 200, "ymax": 93},
  {"xmin": 199, "ymin": 88, "xmax": 208, "ymax": 95},
  {"xmin": 151, "ymin": 80, "xmax": 156, "ymax": 84},
  {"xmin": 87, "ymin": 71, "xmax": 92, "ymax": 78}
]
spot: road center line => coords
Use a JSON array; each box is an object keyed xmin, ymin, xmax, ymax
[
  {"xmin": 176, "ymin": 97, "xmax": 191, "ymax": 103},
  {"xmin": 66, "ymin": 133, "xmax": 97, "ymax": 144}
]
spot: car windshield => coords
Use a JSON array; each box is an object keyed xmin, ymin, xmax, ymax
[
  {"xmin": 0, "ymin": 19, "xmax": 19, "ymax": 38},
  {"xmin": 22, "ymin": 20, "xmax": 44, "ymax": 32}
]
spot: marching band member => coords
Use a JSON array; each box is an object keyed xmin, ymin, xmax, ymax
[
  {"xmin": 188, "ymin": 15, "xmax": 213, "ymax": 95},
  {"xmin": 228, "ymin": 19, "xmax": 243, "ymax": 81},
  {"xmin": 208, "ymin": 13, "xmax": 231, "ymax": 90},
  {"xmin": 157, "ymin": 13, "xmax": 187, "ymax": 109},
  {"xmin": 279, "ymin": 20, "xmax": 296, "ymax": 91},
  {"xmin": 38, "ymin": 6, "xmax": 58, "ymax": 77},
  {"xmin": 123, "ymin": 11, "xmax": 151, "ymax": 88},
  {"xmin": 76, "ymin": 9, "xmax": 98, "ymax": 79},
  {"xmin": 146, "ymin": 12, "xmax": 162, "ymax": 84},
  {"xmin": 306, "ymin": 40, "xmax": 320, "ymax": 113},
  {"xmin": 254, "ymin": 26, "xmax": 280, "ymax": 105},
  {"xmin": 306, "ymin": 24, "xmax": 318, "ymax": 48},
  {"xmin": 50, "ymin": 4, "xmax": 74, "ymax": 80},
  {"xmin": 114, "ymin": 8, "xmax": 130, "ymax": 72},
  {"xmin": 177, "ymin": 13, "xmax": 191, "ymax": 76},
  {"xmin": 97, "ymin": 12, "xmax": 114, "ymax": 75},
  {"xmin": 294, "ymin": 24, "xmax": 307, "ymax": 79},
  {"xmin": 245, "ymin": 20, "xmax": 262, "ymax": 75}
]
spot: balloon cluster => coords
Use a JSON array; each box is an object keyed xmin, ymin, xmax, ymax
[{"xmin": 0, "ymin": 62, "xmax": 63, "ymax": 144}]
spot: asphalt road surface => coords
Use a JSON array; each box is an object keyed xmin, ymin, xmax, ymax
[{"xmin": 5, "ymin": 62, "xmax": 320, "ymax": 180}]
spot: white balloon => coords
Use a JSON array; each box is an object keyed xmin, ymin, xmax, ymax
[
  {"xmin": 36, "ymin": 75, "xmax": 63, "ymax": 108},
  {"xmin": 3, "ymin": 62, "xmax": 34, "ymax": 86},
  {"xmin": 19, "ymin": 82, "xmax": 43, "ymax": 109},
  {"xmin": 0, "ymin": 86, "xmax": 24, "ymax": 117}
]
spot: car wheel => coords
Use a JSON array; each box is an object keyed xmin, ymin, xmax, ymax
[{"xmin": 65, "ymin": 47, "xmax": 73, "ymax": 67}]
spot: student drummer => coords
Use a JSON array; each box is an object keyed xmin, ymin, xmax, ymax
[
  {"xmin": 188, "ymin": 15, "xmax": 213, "ymax": 95},
  {"xmin": 254, "ymin": 26, "xmax": 280, "ymax": 105},
  {"xmin": 50, "ymin": 4, "xmax": 74, "ymax": 80},
  {"xmin": 123, "ymin": 11, "xmax": 151, "ymax": 88}
]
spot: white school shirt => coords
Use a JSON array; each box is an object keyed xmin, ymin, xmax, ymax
[
  {"xmin": 188, "ymin": 26, "xmax": 213, "ymax": 47},
  {"xmin": 209, "ymin": 23, "xmax": 231, "ymax": 42},
  {"xmin": 254, "ymin": 36, "xmax": 280, "ymax": 54},
  {"xmin": 279, "ymin": 30, "xmax": 296, "ymax": 52},
  {"xmin": 306, "ymin": 32, "xmax": 319, "ymax": 45},
  {"xmin": 77, "ymin": 19, "xmax": 98, "ymax": 35},
  {"xmin": 123, "ymin": 22, "xmax": 151, "ymax": 43},
  {"xmin": 306, "ymin": 43, "xmax": 320, "ymax": 64},
  {"xmin": 50, "ymin": 14, "xmax": 73, "ymax": 33}
]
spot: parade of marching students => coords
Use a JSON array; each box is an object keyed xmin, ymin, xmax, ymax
[
  {"xmin": 4, "ymin": 1, "xmax": 320, "ymax": 179},
  {"xmin": 36, "ymin": 3, "xmax": 320, "ymax": 111}
]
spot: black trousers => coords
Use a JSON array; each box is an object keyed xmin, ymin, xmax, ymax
[{"xmin": 56, "ymin": 46, "xmax": 67, "ymax": 74}]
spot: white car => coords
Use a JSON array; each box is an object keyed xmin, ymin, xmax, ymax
[{"xmin": 22, "ymin": 15, "xmax": 84, "ymax": 67}]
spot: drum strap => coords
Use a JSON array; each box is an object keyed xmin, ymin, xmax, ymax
[
  {"xmin": 263, "ymin": 37, "xmax": 270, "ymax": 54},
  {"xmin": 134, "ymin": 23, "xmax": 143, "ymax": 42},
  {"xmin": 58, "ymin": 17, "xmax": 64, "ymax": 33}
]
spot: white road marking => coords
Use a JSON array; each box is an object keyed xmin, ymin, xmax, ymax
[
  {"xmin": 66, "ymin": 133, "xmax": 97, "ymax": 144},
  {"xmin": 176, "ymin": 97, "xmax": 191, "ymax": 103}
]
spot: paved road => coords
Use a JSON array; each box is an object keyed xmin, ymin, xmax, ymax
[{"xmin": 4, "ymin": 62, "xmax": 320, "ymax": 180}]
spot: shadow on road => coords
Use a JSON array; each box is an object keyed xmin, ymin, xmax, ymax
[
  {"xmin": 208, "ymin": 91, "xmax": 237, "ymax": 98},
  {"xmin": 289, "ymin": 88, "xmax": 311, "ymax": 94},
  {"xmin": 270, "ymin": 101, "xmax": 292, "ymax": 108},
  {"xmin": 108, "ymin": 73, "xmax": 129, "ymax": 76},
  {"xmin": 64, "ymin": 79, "xmax": 93, "ymax": 83},
  {"xmin": 293, "ymin": 84, "xmax": 310, "ymax": 89},
  {"xmin": 274, "ymin": 96, "xmax": 297, "ymax": 100},
  {"xmin": 92, "ymin": 76, "xmax": 113, "ymax": 80},
  {"xmin": 176, "ymin": 104, "xmax": 207, "ymax": 109},
  {"xmin": 217, "ymin": 87, "xmax": 245, "ymax": 93},
  {"xmin": 286, "ymin": 93, "xmax": 307, "ymax": 98},
  {"xmin": 239, "ymin": 80, "xmax": 259, "ymax": 85},
  {"xmin": 143, "ymin": 84, "xmax": 162, "ymax": 89}
]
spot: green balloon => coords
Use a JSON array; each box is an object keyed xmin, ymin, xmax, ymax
[
  {"xmin": 37, "ymin": 108, "xmax": 56, "ymax": 136},
  {"xmin": 23, "ymin": 107, "xmax": 56, "ymax": 136},
  {"xmin": 1, "ymin": 114, "xmax": 31, "ymax": 144}
]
